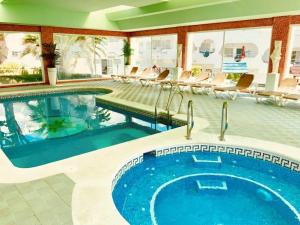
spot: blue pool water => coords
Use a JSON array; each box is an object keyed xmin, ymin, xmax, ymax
[
  {"xmin": 0, "ymin": 91, "xmax": 174, "ymax": 168},
  {"xmin": 113, "ymin": 152, "xmax": 300, "ymax": 225}
]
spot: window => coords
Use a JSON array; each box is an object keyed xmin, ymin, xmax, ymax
[
  {"xmin": 54, "ymin": 34, "xmax": 125, "ymax": 80},
  {"xmin": 223, "ymin": 28, "xmax": 272, "ymax": 84},
  {"xmin": 0, "ymin": 32, "xmax": 43, "ymax": 86},
  {"xmin": 131, "ymin": 37, "xmax": 152, "ymax": 68},
  {"xmin": 131, "ymin": 34, "xmax": 177, "ymax": 69},
  {"xmin": 152, "ymin": 35, "xmax": 177, "ymax": 68},
  {"xmin": 187, "ymin": 27, "xmax": 272, "ymax": 83},
  {"xmin": 187, "ymin": 31, "xmax": 224, "ymax": 75},
  {"xmin": 286, "ymin": 26, "xmax": 300, "ymax": 76}
]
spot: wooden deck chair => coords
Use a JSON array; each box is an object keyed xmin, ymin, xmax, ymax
[
  {"xmin": 255, "ymin": 78, "xmax": 298, "ymax": 105},
  {"xmin": 139, "ymin": 69, "xmax": 170, "ymax": 87},
  {"xmin": 160, "ymin": 71, "xmax": 191, "ymax": 85},
  {"xmin": 120, "ymin": 68, "xmax": 152, "ymax": 83},
  {"xmin": 214, "ymin": 74, "xmax": 254, "ymax": 100},
  {"xmin": 177, "ymin": 71, "xmax": 210, "ymax": 88},
  {"xmin": 190, "ymin": 72, "xmax": 227, "ymax": 94},
  {"xmin": 111, "ymin": 67, "xmax": 138, "ymax": 81}
]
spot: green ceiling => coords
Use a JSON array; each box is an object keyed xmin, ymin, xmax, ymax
[{"xmin": 0, "ymin": 0, "xmax": 300, "ymax": 31}]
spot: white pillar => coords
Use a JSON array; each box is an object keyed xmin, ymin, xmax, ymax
[{"xmin": 265, "ymin": 72, "xmax": 280, "ymax": 91}]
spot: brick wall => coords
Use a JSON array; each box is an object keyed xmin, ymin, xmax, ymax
[{"xmin": 269, "ymin": 17, "xmax": 292, "ymax": 77}]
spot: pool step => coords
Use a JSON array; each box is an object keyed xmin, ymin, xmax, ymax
[
  {"xmin": 157, "ymin": 111, "xmax": 175, "ymax": 125},
  {"xmin": 192, "ymin": 155, "xmax": 222, "ymax": 164},
  {"xmin": 196, "ymin": 180, "xmax": 228, "ymax": 191}
]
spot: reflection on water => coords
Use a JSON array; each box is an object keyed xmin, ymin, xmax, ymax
[
  {"xmin": 0, "ymin": 92, "xmax": 175, "ymax": 167},
  {"xmin": 0, "ymin": 93, "xmax": 129, "ymax": 149}
]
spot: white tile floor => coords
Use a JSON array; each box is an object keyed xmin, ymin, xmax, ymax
[
  {"xmin": 1, "ymin": 80, "xmax": 300, "ymax": 225},
  {"xmin": 0, "ymin": 174, "xmax": 74, "ymax": 225},
  {"xmin": 100, "ymin": 80, "xmax": 300, "ymax": 147}
]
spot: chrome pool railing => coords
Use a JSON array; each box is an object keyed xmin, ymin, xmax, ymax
[
  {"xmin": 186, "ymin": 100, "xmax": 194, "ymax": 140},
  {"xmin": 166, "ymin": 87, "xmax": 184, "ymax": 123},
  {"xmin": 155, "ymin": 82, "xmax": 183, "ymax": 125},
  {"xmin": 219, "ymin": 101, "xmax": 228, "ymax": 141},
  {"xmin": 154, "ymin": 83, "xmax": 165, "ymax": 123}
]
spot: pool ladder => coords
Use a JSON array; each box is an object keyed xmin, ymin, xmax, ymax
[
  {"xmin": 154, "ymin": 81, "xmax": 184, "ymax": 126},
  {"xmin": 219, "ymin": 101, "xmax": 229, "ymax": 141},
  {"xmin": 186, "ymin": 100, "xmax": 194, "ymax": 140}
]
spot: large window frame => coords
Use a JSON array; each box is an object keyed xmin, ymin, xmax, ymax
[
  {"xmin": 53, "ymin": 33, "xmax": 126, "ymax": 82},
  {"xmin": 187, "ymin": 26, "xmax": 273, "ymax": 84},
  {"xmin": 285, "ymin": 25, "xmax": 300, "ymax": 77},
  {"xmin": 0, "ymin": 31, "xmax": 45, "ymax": 87},
  {"xmin": 130, "ymin": 33, "xmax": 178, "ymax": 69}
]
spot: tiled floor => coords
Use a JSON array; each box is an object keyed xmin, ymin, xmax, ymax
[
  {"xmin": 1, "ymin": 80, "xmax": 300, "ymax": 225},
  {"xmin": 98, "ymin": 80, "xmax": 300, "ymax": 147},
  {"xmin": 0, "ymin": 174, "xmax": 74, "ymax": 225}
]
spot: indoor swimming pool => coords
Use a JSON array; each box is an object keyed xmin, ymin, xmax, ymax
[{"xmin": 0, "ymin": 91, "xmax": 175, "ymax": 168}]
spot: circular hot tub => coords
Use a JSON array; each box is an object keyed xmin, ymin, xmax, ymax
[{"xmin": 112, "ymin": 146, "xmax": 300, "ymax": 225}]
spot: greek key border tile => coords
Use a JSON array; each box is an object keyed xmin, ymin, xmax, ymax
[
  {"xmin": 155, "ymin": 144, "xmax": 300, "ymax": 172},
  {"xmin": 112, "ymin": 155, "xmax": 143, "ymax": 190},
  {"xmin": 113, "ymin": 143, "xmax": 300, "ymax": 191}
]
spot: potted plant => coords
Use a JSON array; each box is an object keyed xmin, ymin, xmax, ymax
[
  {"xmin": 122, "ymin": 40, "xmax": 133, "ymax": 74},
  {"xmin": 41, "ymin": 43, "xmax": 60, "ymax": 86}
]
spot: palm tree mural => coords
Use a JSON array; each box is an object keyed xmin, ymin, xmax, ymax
[
  {"xmin": 55, "ymin": 34, "xmax": 109, "ymax": 79},
  {"xmin": 56, "ymin": 35, "xmax": 93, "ymax": 78},
  {"xmin": 20, "ymin": 34, "xmax": 40, "ymax": 58},
  {"xmin": 0, "ymin": 33, "xmax": 42, "ymax": 84},
  {"xmin": 0, "ymin": 33, "xmax": 8, "ymax": 64}
]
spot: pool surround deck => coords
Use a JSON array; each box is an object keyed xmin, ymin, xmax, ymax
[{"xmin": 0, "ymin": 83, "xmax": 299, "ymax": 225}]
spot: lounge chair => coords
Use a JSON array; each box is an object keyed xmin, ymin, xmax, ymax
[
  {"xmin": 283, "ymin": 93, "xmax": 300, "ymax": 102},
  {"xmin": 111, "ymin": 67, "xmax": 138, "ymax": 81},
  {"xmin": 160, "ymin": 71, "xmax": 191, "ymax": 85},
  {"xmin": 158, "ymin": 70, "xmax": 192, "ymax": 91},
  {"xmin": 119, "ymin": 68, "xmax": 153, "ymax": 83},
  {"xmin": 176, "ymin": 70, "xmax": 192, "ymax": 83},
  {"xmin": 177, "ymin": 71, "xmax": 210, "ymax": 88},
  {"xmin": 190, "ymin": 72, "xmax": 227, "ymax": 94},
  {"xmin": 139, "ymin": 69, "xmax": 170, "ymax": 87},
  {"xmin": 255, "ymin": 78, "xmax": 298, "ymax": 105},
  {"xmin": 214, "ymin": 74, "xmax": 254, "ymax": 100}
]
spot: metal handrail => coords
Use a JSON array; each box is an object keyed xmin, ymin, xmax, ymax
[
  {"xmin": 154, "ymin": 84, "xmax": 165, "ymax": 123},
  {"xmin": 186, "ymin": 100, "xmax": 194, "ymax": 140},
  {"xmin": 219, "ymin": 101, "xmax": 228, "ymax": 141},
  {"xmin": 154, "ymin": 81, "xmax": 174, "ymax": 123},
  {"xmin": 165, "ymin": 84, "xmax": 184, "ymax": 118},
  {"xmin": 165, "ymin": 82, "xmax": 175, "ymax": 111},
  {"xmin": 154, "ymin": 82, "xmax": 184, "ymax": 126}
]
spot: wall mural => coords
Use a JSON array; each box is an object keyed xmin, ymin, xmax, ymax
[
  {"xmin": 54, "ymin": 34, "xmax": 124, "ymax": 80},
  {"xmin": 0, "ymin": 32, "xmax": 43, "ymax": 85},
  {"xmin": 190, "ymin": 28, "xmax": 272, "ymax": 84},
  {"xmin": 198, "ymin": 39, "xmax": 215, "ymax": 57}
]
